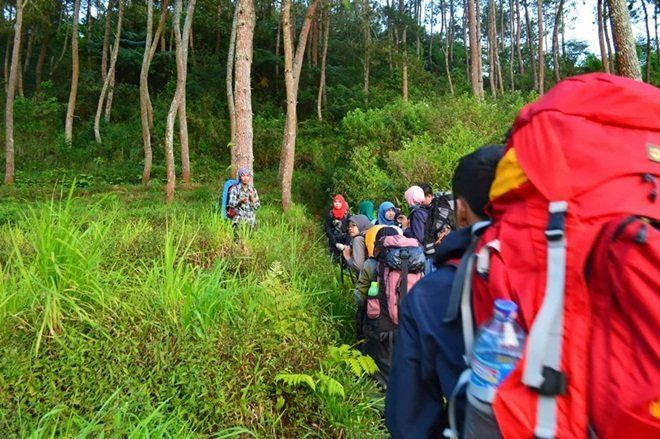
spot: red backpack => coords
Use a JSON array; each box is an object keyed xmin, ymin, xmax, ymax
[{"xmin": 466, "ymin": 74, "xmax": 660, "ymax": 438}]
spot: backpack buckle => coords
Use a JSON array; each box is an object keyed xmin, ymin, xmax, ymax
[{"xmin": 530, "ymin": 366, "xmax": 567, "ymax": 396}]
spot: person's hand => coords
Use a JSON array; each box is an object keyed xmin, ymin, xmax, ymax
[
  {"xmin": 249, "ymin": 194, "xmax": 255, "ymax": 203},
  {"xmin": 335, "ymin": 243, "xmax": 346, "ymax": 251},
  {"xmin": 342, "ymin": 246, "xmax": 352, "ymax": 260},
  {"xmin": 240, "ymin": 197, "xmax": 249, "ymax": 204}
]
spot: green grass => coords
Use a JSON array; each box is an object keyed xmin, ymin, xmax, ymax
[{"xmin": 0, "ymin": 183, "xmax": 386, "ymax": 438}]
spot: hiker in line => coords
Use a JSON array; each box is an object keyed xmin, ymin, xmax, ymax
[
  {"xmin": 354, "ymin": 226, "xmax": 403, "ymax": 387},
  {"xmin": 376, "ymin": 201, "xmax": 397, "ymax": 226},
  {"xmin": 342, "ymin": 214, "xmax": 374, "ymax": 278},
  {"xmin": 227, "ymin": 167, "xmax": 261, "ymax": 230},
  {"xmin": 358, "ymin": 200, "xmax": 376, "ymax": 224},
  {"xmin": 385, "ymin": 145, "xmax": 504, "ymax": 439},
  {"xmin": 325, "ymin": 194, "xmax": 350, "ymax": 262},
  {"xmin": 402, "ymin": 185, "xmax": 428, "ymax": 246},
  {"xmin": 417, "ymin": 182, "xmax": 435, "ymax": 207}
]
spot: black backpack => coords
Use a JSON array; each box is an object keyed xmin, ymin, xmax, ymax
[{"xmin": 422, "ymin": 192, "xmax": 455, "ymax": 255}]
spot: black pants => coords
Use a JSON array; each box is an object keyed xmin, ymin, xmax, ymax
[{"xmin": 363, "ymin": 324, "xmax": 395, "ymax": 389}]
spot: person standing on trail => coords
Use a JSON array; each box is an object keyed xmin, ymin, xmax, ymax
[
  {"xmin": 227, "ymin": 167, "xmax": 261, "ymax": 230},
  {"xmin": 325, "ymin": 194, "xmax": 350, "ymax": 262},
  {"xmin": 342, "ymin": 214, "xmax": 374, "ymax": 277},
  {"xmin": 403, "ymin": 185, "xmax": 429, "ymax": 246},
  {"xmin": 358, "ymin": 200, "xmax": 376, "ymax": 224}
]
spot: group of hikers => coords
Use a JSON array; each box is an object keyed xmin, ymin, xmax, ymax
[
  {"xmin": 223, "ymin": 74, "xmax": 659, "ymax": 438},
  {"xmin": 321, "ymin": 74, "xmax": 659, "ymax": 439},
  {"xmin": 324, "ymin": 145, "xmax": 503, "ymax": 437}
]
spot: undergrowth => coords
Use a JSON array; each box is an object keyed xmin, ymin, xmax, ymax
[{"xmin": 0, "ymin": 186, "xmax": 386, "ymax": 437}]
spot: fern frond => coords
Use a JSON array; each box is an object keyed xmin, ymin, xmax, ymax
[{"xmin": 275, "ymin": 373, "xmax": 316, "ymax": 391}]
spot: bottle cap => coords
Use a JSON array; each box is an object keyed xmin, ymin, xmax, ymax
[{"xmin": 494, "ymin": 299, "xmax": 518, "ymax": 319}]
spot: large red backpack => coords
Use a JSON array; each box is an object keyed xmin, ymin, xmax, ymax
[{"xmin": 468, "ymin": 74, "xmax": 660, "ymax": 438}]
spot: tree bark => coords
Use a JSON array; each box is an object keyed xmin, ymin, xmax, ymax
[
  {"xmin": 140, "ymin": 0, "xmax": 169, "ymax": 185},
  {"xmin": 607, "ymin": 0, "xmax": 642, "ymax": 80},
  {"xmin": 523, "ymin": 0, "xmax": 537, "ymax": 90},
  {"xmin": 4, "ymin": 36, "xmax": 10, "ymax": 94},
  {"xmin": 35, "ymin": 23, "xmax": 51, "ymax": 93},
  {"xmin": 640, "ymin": 0, "xmax": 651, "ymax": 82},
  {"xmin": 516, "ymin": 0, "xmax": 524, "ymax": 75},
  {"xmin": 275, "ymin": 13, "xmax": 281, "ymax": 80},
  {"xmin": 603, "ymin": 0, "xmax": 615, "ymax": 73},
  {"xmin": 441, "ymin": 0, "xmax": 454, "ymax": 94},
  {"xmin": 536, "ymin": 0, "xmax": 543, "ymax": 94},
  {"xmin": 463, "ymin": 0, "xmax": 470, "ymax": 80},
  {"xmin": 552, "ymin": 0, "xmax": 564, "ymax": 82},
  {"xmin": 5, "ymin": 0, "xmax": 25, "ymax": 185},
  {"xmin": 317, "ymin": 6, "xmax": 330, "ymax": 120},
  {"xmin": 597, "ymin": 0, "xmax": 610, "ymax": 73},
  {"xmin": 509, "ymin": 0, "xmax": 515, "ymax": 89},
  {"xmin": 279, "ymin": 0, "xmax": 320, "ymax": 210},
  {"xmin": 95, "ymin": 0, "xmax": 124, "ymax": 143},
  {"xmin": 363, "ymin": 0, "xmax": 370, "ymax": 105},
  {"xmin": 468, "ymin": 0, "xmax": 483, "ymax": 98},
  {"xmin": 488, "ymin": 0, "xmax": 497, "ymax": 97},
  {"xmin": 65, "ymin": 0, "xmax": 81, "ymax": 144},
  {"xmin": 402, "ymin": 27, "xmax": 408, "ymax": 101},
  {"xmin": 102, "ymin": 0, "xmax": 112, "ymax": 83},
  {"xmin": 226, "ymin": 2, "xmax": 239, "ymax": 169},
  {"xmin": 16, "ymin": 30, "xmax": 23, "ymax": 98},
  {"xmin": 164, "ymin": 0, "xmax": 197, "ymax": 203},
  {"xmin": 232, "ymin": 0, "xmax": 256, "ymax": 178},
  {"xmin": 22, "ymin": 27, "xmax": 33, "ymax": 75}
]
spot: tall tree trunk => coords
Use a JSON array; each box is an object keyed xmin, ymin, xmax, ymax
[
  {"xmin": 65, "ymin": 0, "xmax": 81, "ymax": 144},
  {"xmin": 164, "ymin": 0, "xmax": 197, "ymax": 203},
  {"xmin": 468, "ymin": 0, "xmax": 483, "ymax": 98},
  {"xmin": 536, "ymin": 0, "xmax": 543, "ymax": 94},
  {"xmin": 178, "ymin": 0, "xmax": 196, "ymax": 185},
  {"xmin": 4, "ymin": 36, "xmax": 10, "ymax": 93},
  {"xmin": 523, "ymin": 0, "xmax": 537, "ymax": 90},
  {"xmin": 476, "ymin": 0, "xmax": 484, "ymax": 94},
  {"xmin": 16, "ymin": 35, "xmax": 23, "ymax": 98},
  {"xmin": 494, "ymin": 0, "xmax": 504, "ymax": 94},
  {"xmin": 35, "ymin": 24, "xmax": 51, "ymax": 93},
  {"xmin": 429, "ymin": 0, "xmax": 434, "ymax": 67},
  {"xmin": 275, "ymin": 14, "xmax": 281, "ymax": 80},
  {"xmin": 279, "ymin": 0, "xmax": 320, "ymax": 210},
  {"xmin": 5, "ymin": 0, "xmax": 25, "ymax": 185},
  {"xmin": 102, "ymin": 0, "xmax": 112, "ymax": 82},
  {"xmin": 608, "ymin": 0, "xmax": 642, "ymax": 80},
  {"xmin": 654, "ymin": 0, "xmax": 658, "ymax": 56},
  {"xmin": 226, "ymin": 2, "xmax": 239, "ymax": 171},
  {"xmin": 402, "ymin": 27, "xmax": 408, "ymax": 101},
  {"xmin": 488, "ymin": 0, "xmax": 497, "ymax": 96},
  {"xmin": 140, "ymin": 0, "xmax": 168, "ymax": 185},
  {"xmin": 449, "ymin": 0, "xmax": 455, "ymax": 63},
  {"xmin": 95, "ymin": 0, "xmax": 124, "ymax": 143},
  {"xmin": 317, "ymin": 6, "xmax": 330, "ymax": 120},
  {"xmin": 464, "ymin": 0, "xmax": 470, "ymax": 80},
  {"xmin": 516, "ymin": 0, "xmax": 524, "ymax": 74},
  {"xmin": 604, "ymin": 0, "xmax": 615, "ymax": 72},
  {"xmin": 441, "ymin": 0, "xmax": 454, "ymax": 94},
  {"xmin": 597, "ymin": 0, "xmax": 610, "ymax": 73},
  {"xmin": 509, "ymin": 0, "xmax": 515, "ymax": 89},
  {"xmin": 552, "ymin": 0, "xmax": 564, "ymax": 82},
  {"xmin": 232, "ymin": 0, "xmax": 256, "ymax": 178},
  {"xmin": 640, "ymin": 0, "xmax": 651, "ymax": 82},
  {"xmin": 363, "ymin": 0, "xmax": 370, "ymax": 105}
]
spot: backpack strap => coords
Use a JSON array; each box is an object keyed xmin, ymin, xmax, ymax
[
  {"xmin": 443, "ymin": 236, "xmax": 480, "ymax": 362},
  {"xmin": 398, "ymin": 248, "xmax": 410, "ymax": 306},
  {"xmin": 444, "ymin": 368, "xmax": 473, "ymax": 439},
  {"xmin": 523, "ymin": 201, "xmax": 569, "ymax": 439}
]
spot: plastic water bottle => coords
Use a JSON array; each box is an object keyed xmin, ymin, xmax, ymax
[
  {"xmin": 462, "ymin": 299, "xmax": 525, "ymax": 439},
  {"xmin": 368, "ymin": 281, "xmax": 379, "ymax": 297}
]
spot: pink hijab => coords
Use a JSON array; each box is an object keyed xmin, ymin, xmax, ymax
[{"xmin": 404, "ymin": 185, "xmax": 425, "ymax": 207}]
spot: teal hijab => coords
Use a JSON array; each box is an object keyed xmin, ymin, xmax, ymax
[{"xmin": 357, "ymin": 200, "xmax": 375, "ymax": 222}]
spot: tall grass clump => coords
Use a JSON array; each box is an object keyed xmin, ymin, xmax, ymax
[{"xmin": 3, "ymin": 187, "xmax": 113, "ymax": 354}]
